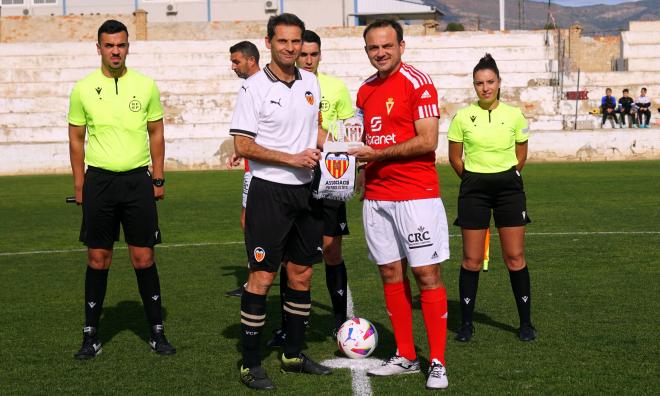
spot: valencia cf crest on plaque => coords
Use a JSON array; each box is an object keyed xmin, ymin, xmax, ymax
[{"xmin": 325, "ymin": 153, "xmax": 350, "ymax": 179}]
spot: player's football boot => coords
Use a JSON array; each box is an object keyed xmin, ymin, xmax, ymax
[
  {"xmin": 455, "ymin": 322, "xmax": 474, "ymax": 342},
  {"xmin": 367, "ymin": 355, "xmax": 420, "ymax": 376},
  {"xmin": 149, "ymin": 324, "xmax": 177, "ymax": 355},
  {"xmin": 74, "ymin": 326, "xmax": 102, "ymax": 360},
  {"xmin": 426, "ymin": 359, "xmax": 449, "ymax": 389},
  {"xmin": 518, "ymin": 322, "xmax": 537, "ymax": 341},
  {"xmin": 240, "ymin": 365, "xmax": 276, "ymax": 390},
  {"xmin": 280, "ymin": 353, "xmax": 332, "ymax": 375},
  {"xmin": 266, "ymin": 328, "xmax": 286, "ymax": 348},
  {"xmin": 225, "ymin": 283, "xmax": 245, "ymax": 298}
]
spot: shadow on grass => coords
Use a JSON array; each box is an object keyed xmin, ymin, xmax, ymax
[
  {"xmin": 98, "ymin": 300, "xmax": 169, "ymax": 345},
  {"xmin": 220, "ymin": 290, "xmax": 398, "ymax": 368},
  {"xmin": 446, "ymin": 299, "xmax": 517, "ymax": 335},
  {"xmin": 221, "ymin": 265, "xmax": 249, "ymax": 290}
]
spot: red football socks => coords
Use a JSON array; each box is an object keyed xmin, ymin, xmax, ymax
[
  {"xmin": 383, "ymin": 280, "xmax": 416, "ymax": 361},
  {"xmin": 420, "ymin": 286, "xmax": 448, "ymax": 365}
]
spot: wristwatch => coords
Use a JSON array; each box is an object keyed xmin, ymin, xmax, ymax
[{"xmin": 152, "ymin": 178, "xmax": 165, "ymax": 187}]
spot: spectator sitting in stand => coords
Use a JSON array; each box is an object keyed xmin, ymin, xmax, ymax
[
  {"xmin": 635, "ymin": 87, "xmax": 651, "ymax": 128},
  {"xmin": 601, "ymin": 88, "xmax": 619, "ymax": 128},
  {"xmin": 618, "ymin": 89, "xmax": 636, "ymax": 128}
]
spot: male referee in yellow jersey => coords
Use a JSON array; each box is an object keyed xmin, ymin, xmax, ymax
[{"xmin": 68, "ymin": 19, "xmax": 175, "ymax": 359}]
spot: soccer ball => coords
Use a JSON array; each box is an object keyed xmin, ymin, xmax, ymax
[{"xmin": 336, "ymin": 317, "xmax": 378, "ymax": 359}]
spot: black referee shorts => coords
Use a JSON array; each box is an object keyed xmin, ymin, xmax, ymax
[
  {"xmin": 245, "ymin": 177, "xmax": 324, "ymax": 272},
  {"xmin": 80, "ymin": 166, "xmax": 161, "ymax": 249},
  {"xmin": 323, "ymin": 199, "xmax": 350, "ymax": 237},
  {"xmin": 454, "ymin": 167, "xmax": 531, "ymax": 229}
]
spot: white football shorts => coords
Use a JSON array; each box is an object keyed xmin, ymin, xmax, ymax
[
  {"xmin": 362, "ymin": 198, "xmax": 450, "ymax": 267},
  {"xmin": 242, "ymin": 171, "xmax": 253, "ymax": 209}
]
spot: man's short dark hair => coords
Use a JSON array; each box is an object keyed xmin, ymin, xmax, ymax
[
  {"xmin": 363, "ymin": 19, "xmax": 404, "ymax": 43},
  {"xmin": 642, "ymin": 87, "xmax": 647, "ymax": 92},
  {"xmin": 98, "ymin": 19, "xmax": 128, "ymax": 43},
  {"xmin": 623, "ymin": 88, "xmax": 629, "ymax": 93},
  {"xmin": 302, "ymin": 30, "xmax": 321, "ymax": 49},
  {"xmin": 266, "ymin": 13, "xmax": 305, "ymax": 40},
  {"xmin": 230, "ymin": 41, "xmax": 260, "ymax": 64}
]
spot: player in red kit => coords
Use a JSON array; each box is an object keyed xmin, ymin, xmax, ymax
[{"xmin": 349, "ymin": 19, "xmax": 449, "ymax": 390}]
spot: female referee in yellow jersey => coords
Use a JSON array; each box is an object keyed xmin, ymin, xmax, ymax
[{"xmin": 447, "ymin": 54, "xmax": 536, "ymax": 342}]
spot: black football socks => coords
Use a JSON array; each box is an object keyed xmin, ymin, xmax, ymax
[
  {"xmin": 283, "ymin": 287, "xmax": 311, "ymax": 359},
  {"xmin": 241, "ymin": 291, "xmax": 267, "ymax": 368},
  {"xmin": 84, "ymin": 266, "xmax": 109, "ymax": 328},
  {"xmin": 135, "ymin": 263, "xmax": 163, "ymax": 326},
  {"xmin": 509, "ymin": 266, "xmax": 532, "ymax": 325},
  {"xmin": 325, "ymin": 261, "xmax": 348, "ymax": 328},
  {"xmin": 458, "ymin": 266, "xmax": 480, "ymax": 324}
]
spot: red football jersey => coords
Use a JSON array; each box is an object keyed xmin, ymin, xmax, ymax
[{"xmin": 356, "ymin": 62, "xmax": 440, "ymax": 201}]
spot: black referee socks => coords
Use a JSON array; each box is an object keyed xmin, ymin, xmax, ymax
[
  {"xmin": 84, "ymin": 266, "xmax": 109, "ymax": 328},
  {"xmin": 241, "ymin": 291, "xmax": 267, "ymax": 369},
  {"xmin": 283, "ymin": 287, "xmax": 311, "ymax": 359},
  {"xmin": 134, "ymin": 263, "xmax": 163, "ymax": 327},
  {"xmin": 325, "ymin": 261, "xmax": 348, "ymax": 329},
  {"xmin": 509, "ymin": 266, "xmax": 532, "ymax": 325},
  {"xmin": 458, "ymin": 267, "xmax": 480, "ymax": 324}
]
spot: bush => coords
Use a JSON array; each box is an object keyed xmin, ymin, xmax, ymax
[{"xmin": 445, "ymin": 22, "xmax": 465, "ymax": 32}]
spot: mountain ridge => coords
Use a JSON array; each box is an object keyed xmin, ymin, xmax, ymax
[{"xmin": 422, "ymin": 0, "xmax": 660, "ymax": 34}]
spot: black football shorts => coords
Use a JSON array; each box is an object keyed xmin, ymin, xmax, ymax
[
  {"xmin": 244, "ymin": 177, "xmax": 323, "ymax": 272},
  {"xmin": 80, "ymin": 166, "xmax": 161, "ymax": 249},
  {"xmin": 454, "ymin": 167, "xmax": 531, "ymax": 229},
  {"xmin": 322, "ymin": 199, "xmax": 350, "ymax": 237}
]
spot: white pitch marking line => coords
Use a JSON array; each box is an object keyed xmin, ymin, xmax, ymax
[
  {"xmin": 322, "ymin": 357, "xmax": 382, "ymax": 396},
  {"xmin": 320, "ymin": 285, "xmax": 378, "ymax": 396},
  {"xmin": 1, "ymin": 231, "xmax": 658, "ymax": 257},
  {"xmin": 0, "ymin": 241, "xmax": 244, "ymax": 257}
]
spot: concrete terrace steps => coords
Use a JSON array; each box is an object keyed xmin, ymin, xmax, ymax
[
  {"xmin": 561, "ymin": 71, "xmax": 660, "ymax": 86},
  {"xmin": 0, "ymin": 64, "xmax": 558, "ymax": 89},
  {"xmin": 5, "ymin": 82, "xmax": 572, "ymax": 113},
  {"xmin": 1, "ymin": 124, "xmax": 230, "ymax": 143},
  {"xmin": 2, "ymin": 101, "xmax": 586, "ymax": 135},
  {"xmin": 4, "ymin": 93, "xmax": 604, "ymax": 130},
  {"xmin": 0, "ymin": 71, "xmax": 557, "ymax": 110},
  {"xmin": 621, "ymin": 31, "xmax": 660, "ymax": 45},
  {"xmin": 0, "ymin": 51, "xmax": 557, "ymax": 71},
  {"xmin": 0, "ymin": 82, "xmax": 557, "ymax": 115},
  {"xmin": 627, "ymin": 59, "xmax": 660, "ymax": 72},
  {"xmin": 0, "ymin": 31, "xmax": 557, "ymax": 55}
]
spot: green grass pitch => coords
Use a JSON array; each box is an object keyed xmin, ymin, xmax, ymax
[{"xmin": 0, "ymin": 161, "xmax": 658, "ymax": 395}]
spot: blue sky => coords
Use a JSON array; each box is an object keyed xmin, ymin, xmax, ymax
[{"xmin": 530, "ymin": 0, "xmax": 642, "ymax": 6}]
